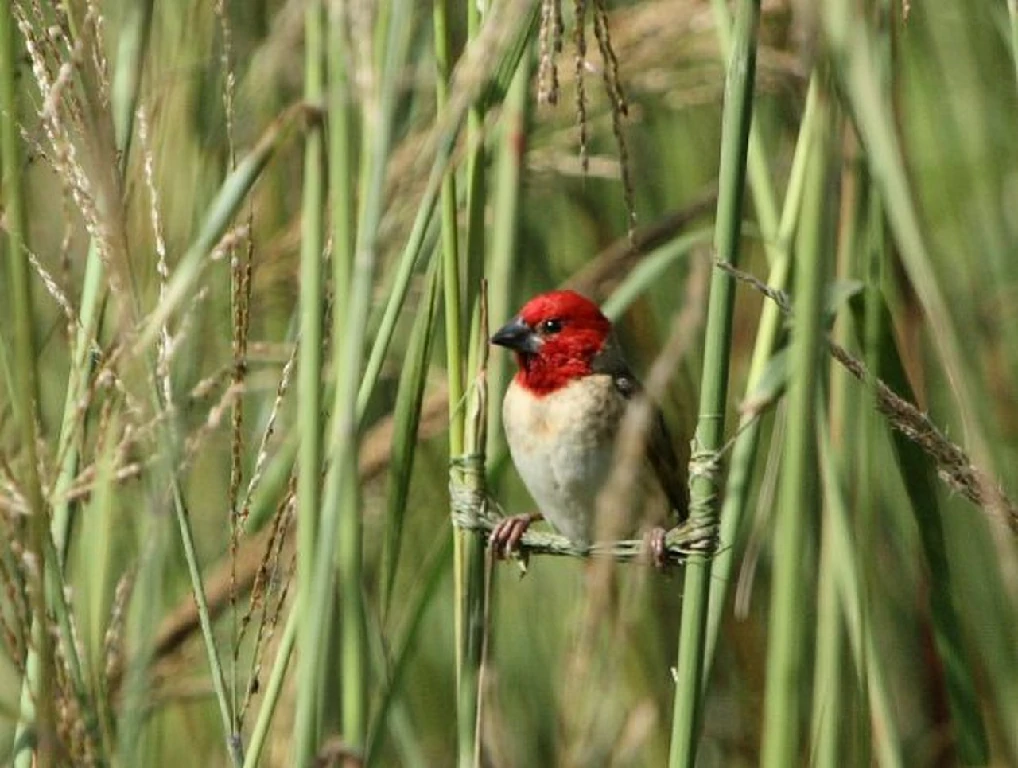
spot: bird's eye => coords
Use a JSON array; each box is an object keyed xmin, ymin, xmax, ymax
[{"xmin": 539, "ymin": 318, "xmax": 562, "ymax": 334}]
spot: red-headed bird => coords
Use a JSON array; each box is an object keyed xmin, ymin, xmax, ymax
[{"xmin": 490, "ymin": 290, "xmax": 688, "ymax": 562}]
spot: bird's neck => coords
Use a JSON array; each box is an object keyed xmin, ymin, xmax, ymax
[
  {"xmin": 514, "ymin": 353, "xmax": 591, "ymax": 397},
  {"xmin": 513, "ymin": 332, "xmax": 625, "ymax": 396}
]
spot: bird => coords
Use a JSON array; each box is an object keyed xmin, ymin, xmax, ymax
[{"xmin": 490, "ymin": 289, "xmax": 688, "ymax": 564}]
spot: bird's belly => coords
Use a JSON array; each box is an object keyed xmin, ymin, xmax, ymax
[
  {"xmin": 509, "ymin": 432, "xmax": 612, "ymax": 544},
  {"xmin": 503, "ymin": 377, "xmax": 624, "ymax": 544}
]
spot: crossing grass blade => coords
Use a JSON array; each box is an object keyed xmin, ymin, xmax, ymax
[
  {"xmin": 759, "ymin": 86, "xmax": 832, "ymax": 767},
  {"xmin": 381, "ymin": 264, "xmax": 442, "ymax": 619}
]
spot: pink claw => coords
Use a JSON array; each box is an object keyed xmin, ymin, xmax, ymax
[
  {"xmin": 645, "ymin": 526, "xmax": 669, "ymax": 569},
  {"xmin": 489, "ymin": 513, "xmax": 540, "ymax": 559}
]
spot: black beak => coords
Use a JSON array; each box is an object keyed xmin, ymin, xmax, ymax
[{"xmin": 490, "ymin": 317, "xmax": 540, "ymax": 354}]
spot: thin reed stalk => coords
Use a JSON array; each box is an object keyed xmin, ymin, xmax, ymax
[
  {"xmin": 708, "ymin": 0, "xmax": 778, "ymax": 247},
  {"xmin": 668, "ymin": 1, "xmax": 759, "ymax": 764},
  {"xmin": 432, "ymin": 0, "xmax": 471, "ymax": 758},
  {"xmin": 329, "ymin": 3, "xmax": 355, "ymax": 322},
  {"xmin": 242, "ymin": 608, "xmax": 296, "ymax": 768},
  {"xmin": 381, "ymin": 263, "xmax": 443, "ymax": 618},
  {"xmin": 456, "ymin": 1, "xmax": 494, "ymax": 764},
  {"xmin": 292, "ymin": 0, "xmax": 327, "ymax": 762},
  {"xmin": 1, "ymin": 4, "xmax": 54, "ymax": 764},
  {"xmin": 117, "ymin": 490, "xmax": 171, "ymax": 764},
  {"xmin": 486, "ymin": 54, "xmax": 531, "ymax": 459},
  {"xmin": 327, "ymin": 0, "xmax": 414, "ymax": 751},
  {"xmin": 760, "ymin": 84, "xmax": 831, "ymax": 767},
  {"xmin": 829, "ymin": 132, "xmax": 870, "ymax": 763},
  {"xmin": 816, "ymin": 411, "xmax": 903, "ymax": 767},
  {"xmin": 702, "ymin": 77, "xmax": 819, "ymax": 683},
  {"xmin": 810, "ymin": 494, "xmax": 845, "ymax": 765}
]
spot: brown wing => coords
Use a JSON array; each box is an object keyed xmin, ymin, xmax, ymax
[
  {"xmin": 593, "ymin": 337, "xmax": 689, "ymax": 523},
  {"xmin": 646, "ymin": 407, "xmax": 689, "ymax": 523}
]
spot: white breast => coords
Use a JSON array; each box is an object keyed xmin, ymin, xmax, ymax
[{"xmin": 502, "ymin": 375, "xmax": 626, "ymax": 545}]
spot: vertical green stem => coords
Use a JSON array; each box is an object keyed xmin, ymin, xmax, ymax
[
  {"xmin": 811, "ymin": 521, "xmax": 844, "ymax": 765},
  {"xmin": 293, "ymin": 1, "xmax": 326, "ymax": 762},
  {"xmin": 1, "ymin": 4, "xmax": 54, "ymax": 764},
  {"xmin": 110, "ymin": 0, "xmax": 154, "ymax": 156},
  {"xmin": 434, "ymin": 0, "xmax": 464, "ymax": 451},
  {"xmin": 708, "ymin": 0, "xmax": 778, "ymax": 247},
  {"xmin": 50, "ymin": 248, "xmax": 105, "ymax": 559},
  {"xmin": 327, "ymin": 0, "xmax": 363, "ymax": 750},
  {"xmin": 828, "ymin": 134, "xmax": 867, "ymax": 763},
  {"xmin": 811, "ymin": 402, "xmax": 845, "ymax": 765},
  {"xmin": 463, "ymin": 0, "xmax": 488, "ymax": 363},
  {"xmin": 760, "ymin": 84, "xmax": 831, "ymax": 768},
  {"xmin": 171, "ymin": 484, "xmax": 244, "ymax": 765},
  {"xmin": 457, "ymin": 3, "xmax": 490, "ymax": 766},
  {"xmin": 329, "ymin": 3, "xmax": 355, "ymax": 321},
  {"xmin": 242, "ymin": 607, "xmax": 297, "ymax": 768},
  {"xmin": 668, "ymin": 1, "xmax": 759, "ymax": 764},
  {"xmin": 432, "ymin": 0, "xmax": 468, "ymax": 733},
  {"xmin": 316, "ymin": 0, "xmax": 412, "ymax": 753},
  {"xmin": 117, "ymin": 495, "xmax": 170, "ymax": 765},
  {"xmin": 818, "ymin": 412, "xmax": 903, "ymax": 768},
  {"xmin": 856, "ymin": 165, "xmax": 883, "ymax": 767},
  {"xmin": 702, "ymin": 78, "xmax": 819, "ymax": 684},
  {"xmin": 486, "ymin": 55, "xmax": 531, "ymax": 458}
]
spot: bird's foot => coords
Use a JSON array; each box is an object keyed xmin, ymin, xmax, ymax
[
  {"xmin": 489, "ymin": 513, "xmax": 542, "ymax": 559},
  {"xmin": 644, "ymin": 526, "xmax": 670, "ymax": 569}
]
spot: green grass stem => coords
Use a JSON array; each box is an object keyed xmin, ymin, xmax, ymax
[
  {"xmin": 366, "ymin": 534, "xmax": 453, "ymax": 766},
  {"xmin": 709, "ymin": 0, "xmax": 778, "ymax": 245},
  {"xmin": 432, "ymin": 4, "xmax": 470, "ymax": 758},
  {"xmin": 242, "ymin": 607, "xmax": 296, "ymax": 768},
  {"xmin": 455, "ymin": 1, "xmax": 493, "ymax": 764},
  {"xmin": 2, "ymin": 5, "xmax": 55, "ymax": 763},
  {"xmin": 486, "ymin": 55, "xmax": 530, "ymax": 458},
  {"xmin": 292, "ymin": 0, "xmax": 327, "ymax": 762},
  {"xmin": 668, "ymin": 2, "xmax": 759, "ymax": 764},
  {"xmin": 701, "ymin": 77, "xmax": 819, "ymax": 683},
  {"xmin": 322, "ymin": 0, "xmax": 415, "ymax": 750},
  {"xmin": 381, "ymin": 264, "xmax": 442, "ymax": 617},
  {"xmin": 760, "ymin": 84, "xmax": 831, "ymax": 768},
  {"xmin": 816, "ymin": 411, "xmax": 903, "ymax": 767}
]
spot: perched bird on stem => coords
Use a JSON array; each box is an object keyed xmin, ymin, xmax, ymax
[{"xmin": 490, "ymin": 290, "xmax": 688, "ymax": 563}]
